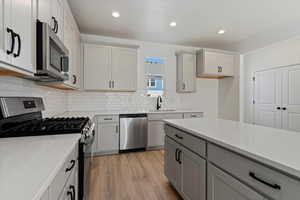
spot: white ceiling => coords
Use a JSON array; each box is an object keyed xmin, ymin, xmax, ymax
[{"xmin": 68, "ymin": 0, "xmax": 300, "ymax": 52}]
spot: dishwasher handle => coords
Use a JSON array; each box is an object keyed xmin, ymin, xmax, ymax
[{"xmin": 120, "ymin": 113, "xmax": 147, "ymax": 118}]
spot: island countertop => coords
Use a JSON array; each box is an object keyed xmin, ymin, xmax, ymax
[
  {"xmin": 0, "ymin": 134, "xmax": 81, "ymax": 200},
  {"xmin": 164, "ymin": 118, "xmax": 300, "ymax": 179}
]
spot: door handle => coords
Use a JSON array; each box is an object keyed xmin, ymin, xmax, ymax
[
  {"xmin": 72, "ymin": 75, "xmax": 77, "ymax": 84},
  {"xmin": 6, "ymin": 28, "xmax": 15, "ymax": 55},
  {"xmin": 282, "ymin": 107, "xmax": 287, "ymax": 111},
  {"xmin": 276, "ymin": 107, "xmax": 281, "ymax": 110},
  {"xmin": 13, "ymin": 33, "xmax": 21, "ymax": 58},
  {"xmin": 175, "ymin": 148, "xmax": 179, "ymax": 162},
  {"xmin": 116, "ymin": 125, "xmax": 119, "ymax": 134},
  {"xmin": 51, "ymin": 16, "xmax": 56, "ymax": 31},
  {"xmin": 218, "ymin": 66, "xmax": 223, "ymax": 73},
  {"xmin": 65, "ymin": 160, "xmax": 76, "ymax": 172},
  {"xmin": 175, "ymin": 134, "xmax": 183, "ymax": 140},
  {"xmin": 112, "ymin": 80, "xmax": 115, "ymax": 88},
  {"xmin": 249, "ymin": 172, "xmax": 281, "ymax": 190},
  {"xmin": 70, "ymin": 185, "xmax": 76, "ymax": 200},
  {"xmin": 177, "ymin": 150, "xmax": 182, "ymax": 164}
]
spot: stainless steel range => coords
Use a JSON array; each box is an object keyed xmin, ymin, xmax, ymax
[{"xmin": 0, "ymin": 97, "xmax": 95, "ymax": 200}]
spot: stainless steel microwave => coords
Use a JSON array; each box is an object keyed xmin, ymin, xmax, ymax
[{"xmin": 35, "ymin": 20, "xmax": 69, "ymax": 82}]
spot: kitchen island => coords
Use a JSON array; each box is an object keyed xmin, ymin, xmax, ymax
[{"xmin": 164, "ymin": 118, "xmax": 300, "ymax": 200}]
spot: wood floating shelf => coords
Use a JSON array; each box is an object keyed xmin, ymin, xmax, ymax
[
  {"xmin": 0, "ymin": 69, "xmax": 26, "ymax": 77},
  {"xmin": 197, "ymin": 75, "xmax": 225, "ymax": 79}
]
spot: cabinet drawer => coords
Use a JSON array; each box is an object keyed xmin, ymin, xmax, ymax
[
  {"xmin": 165, "ymin": 125, "xmax": 206, "ymax": 157},
  {"xmin": 49, "ymin": 145, "xmax": 78, "ymax": 200},
  {"xmin": 208, "ymin": 143, "xmax": 300, "ymax": 200},
  {"xmin": 148, "ymin": 113, "xmax": 183, "ymax": 121},
  {"xmin": 97, "ymin": 115, "xmax": 119, "ymax": 123},
  {"xmin": 183, "ymin": 112, "xmax": 203, "ymax": 119}
]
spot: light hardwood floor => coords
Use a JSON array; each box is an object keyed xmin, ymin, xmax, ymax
[{"xmin": 88, "ymin": 150, "xmax": 181, "ymax": 200}]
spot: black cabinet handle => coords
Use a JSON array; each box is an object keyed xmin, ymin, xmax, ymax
[
  {"xmin": 175, "ymin": 134, "xmax": 183, "ymax": 140},
  {"xmin": 175, "ymin": 149, "xmax": 179, "ymax": 162},
  {"xmin": 51, "ymin": 16, "xmax": 57, "ymax": 31},
  {"xmin": 177, "ymin": 150, "xmax": 182, "ymax": 164},
  {"xmin": 13, "ymin": 33, "xmax": 21, "ymax": 58},
  {"xmin": 67, "ymin": 190, "xmax": 74, "ymax": 200},
  {"xmin": 6, "ymin": 28, "xmax": 15, "ymax": 55},
  {"xmin": 72, "ymin": 75, "xmax": 77, "ymax": 84},
  {"xmin": 276, "ymin": 107, "xmax": 281, "ymax": 110},
  {"xmin": 282, "ymin": 107, "xmax": 287, "ymax": 111},
  {"xmin": 70, "ymin": 185, "xmax": 76, "ymax": 200},
  {"xmin": 65, "ymin": 160, "xmax": 76, "ymax": 172},
  {"xmin": 249, "ymin": 172, "xmax": 281, "ymax": 190},
  {"xmin": 55, "ymin": 19, "xmax": 58, "ymax": 33}
]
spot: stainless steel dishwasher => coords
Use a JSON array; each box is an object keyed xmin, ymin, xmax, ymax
[{"xmin": 119, "ymin": 113, "xmax": 148, "ymax": 152}]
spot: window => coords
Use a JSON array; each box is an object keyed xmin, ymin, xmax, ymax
[{"xmin": 145, "ymin": 57, "xmax": 165, "ymax": 97}]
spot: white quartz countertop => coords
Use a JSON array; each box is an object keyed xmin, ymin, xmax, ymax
[
  {"xmin": 55, "ymin": 109, "xmax": 203, "ymax": 119},
  {"xmin": 0, "ymin": 134, "xmax": 81, "ymax": 200},
  {"xmin": 164, "ymin": 118, "xmax": 300, "ymax": 179}
]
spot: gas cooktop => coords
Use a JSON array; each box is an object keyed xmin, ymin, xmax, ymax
[{"xmin": 0, "ymin": 117, "xmax": 90, "ymax": 138}]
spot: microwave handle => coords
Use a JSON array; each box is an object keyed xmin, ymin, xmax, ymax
[{"xmin": 61, "ymin": 56, "xmax": 69, "ymax": 72}]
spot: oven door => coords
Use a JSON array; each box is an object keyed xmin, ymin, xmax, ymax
[{"xmin": 78, "ymin": 126, "xmax": 95, "ymax": 200}]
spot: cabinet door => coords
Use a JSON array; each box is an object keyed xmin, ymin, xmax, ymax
[
  {"xmin": 51, "ymin": 0, "xmax": 64, "ymax": 40},
  {"xmin": 10, "ymin": 0, "xmax": 35, "ymax": 73},
  {"xmin": 63, "ymin": 13, "xmax": 74, "ymax": 86},
  {"xmin": 84, "ymin": 44, "xmax": 111, "ymax": 90},
  {"xmin": 254, "ymin": 69, "xmax": 282, "ymax": 129},
  {"xmin": 207, "ymin": 163, "xmax": 266, "ymax": 200},
  {"xmin": 164, "ymin": 136, "xmax": 181, "ymax": 191},
  {"xmin": 111, "ymin": 47, "xmax": 137, "ymax": 91},
  {"xmin": 182, "ymin": 54, "xmax": 196, "ymax": 92},
  {"xmin": 282, "ymin": 65, "xmax": 300, "ymax": 132},
  {"xmin": 180, "ymin": 147, "xmax": 206, "ymax": 200},
  {"xmin": 148, "ymin": 121, "xmax": 165, "ymax": 147},
  {"xmin": 218, "ymin": 53, "xmax": 234, "ymax": 76},
  {"xmin": 204, "ymin": 51, "xmax": 218, "ymax": 74},
  {"xmin": 37, "ymin": 0, "xmax": 51, "ymax": 25},
  {"xmin": 96, "ymin": 123, "xmax": 119, "ymax": 153}
]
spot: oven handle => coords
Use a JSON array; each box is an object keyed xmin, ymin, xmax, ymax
[{"xmin": 82, "ymin": 123, "xmax": 95, "ymax": 145}]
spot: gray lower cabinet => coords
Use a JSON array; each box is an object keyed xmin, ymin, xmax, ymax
[
  {"xmin": 165, "ymin": 136, "xmax": 206, "ymax": 200},
  {"xmin": 148, "ymin": 121, "xmax": 165, "ymax": 148},
  {"xmin": 207, "ymin": 163, "xmax": 266, "ymax": 200},
  {"xmin": 96, "ymin": 122, "xmax": 119, "ymax": 154}
]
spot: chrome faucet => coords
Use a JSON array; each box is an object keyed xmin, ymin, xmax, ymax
[{"xmin": 156, "ymin": 96, "xmax": 163, "ymax": 110}]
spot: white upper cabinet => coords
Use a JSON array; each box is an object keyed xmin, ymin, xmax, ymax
[
  {"xmin": 0, "ymin": 0, "xmax": 10, "ymax": 64},
  {"xmin": 63, "ymin": 11, "xmax": 80, "ymax": 88},
  {"xmin": 83, "ymin": 43, "xmax": 138, "ymax": 91},
  {"xmin": 84, "ymin": 44, "xmax": 111, "ymax": 90},
  {"xmin": 197, "ymin": 49, "xmax": 234, "ymax": 77},
  {"xmin": 176, "ymin": 52, "xmax": 196, "ymax": 93},
  {"xmin": 0, "ymin": 0, "xmax": 36, "ymax": 73},
  {"xmin": 38, "ymin": 0, "xmax": 64, "ymax": 41},
  {"xmin": 111, "ymin": 47, "xmax": 137, "ymax": 91}
]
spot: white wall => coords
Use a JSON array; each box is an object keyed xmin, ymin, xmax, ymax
[
  {"xmin": 242, "ymin": 35, "xmax": 300, "ymax": 123},
  {"xmin": 0, "ymin": 76, "xmax": 68, "ymax": 117},
  {"xmin": 67, "ymin": 34, "xmax": 219, "ymax": 118}
]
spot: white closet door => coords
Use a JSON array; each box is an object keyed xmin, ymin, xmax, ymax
[
  {"xmin": 254, "ymin": 69, "xmax": 282, "ymax": 129},
  {"xmin": 282, "ymin": 65, "xmax": 300, "ymax": 132}
]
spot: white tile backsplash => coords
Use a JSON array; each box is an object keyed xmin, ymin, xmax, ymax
[{"xmin": 0, "ymin": 77, "xmax": 68, "ymax": 117}]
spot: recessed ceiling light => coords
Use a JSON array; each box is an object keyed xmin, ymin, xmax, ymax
[
  {"xmin": 217, "ymin": 29, "xmax": 226, "ymax": 34},
  {"xmin": 112, "ymin": 11, "xmax": 120, "ymax": 18},
  {"xmin": 169, "ymin": 22, "xmax": 177, "ymax": 27}
]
